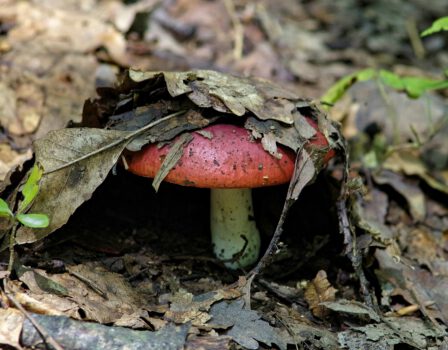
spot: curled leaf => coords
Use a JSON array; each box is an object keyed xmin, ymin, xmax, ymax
[
  {"xmin": 128, "ymin": 69, "xmax": 301, "ymax": 124},
  {"xmin": 152, "ymin": 133, "xmax": 193, "ymax": 192}
]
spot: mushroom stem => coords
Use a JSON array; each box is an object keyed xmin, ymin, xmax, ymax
[{"xmin": 210, "ymin": 188, "xmax": 261, "ymax": 269}]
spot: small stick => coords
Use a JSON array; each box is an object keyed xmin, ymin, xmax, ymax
[
  {"xmin": 68, "ymin": 270, "xmax": 108, "ymax": 300},
  {"xmin": 224, "ymin": 0, "xmax": 244, "ymax": 61}
]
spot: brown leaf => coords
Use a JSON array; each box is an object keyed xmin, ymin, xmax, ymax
[
  {"xmin": 165, "ymin": 288, "xmax": 241, "ymax": 327},
  {"xmin": 16, "ymin": 262, "xmax": 145, "ymax": 324},
  {"xmin": 0, "ymin": 308, "xmax": 24, "ymax": 349},
  {"xmin": 373, "ymin": 170, "xmax": 426, "ymax": 221},
  {"xmin": 128, "ymin": 69, "xmax": 301, "ymax": 124},
  {"xmin": 15, "ymin": 128, "xmax": 130, "ymax": 244},
  {"xmin": 288, "ymin": 149, "xmax": 316, "ymax": 201},
  {"xmin": 304, "ymin": 270, "xmax": 337, "ymax": 318},
  {"xmin": 152, "ymin": 133, "xmax": 193, "ymax": 191},
  {"xmin": 375, "ymin": 249, "xmax": 448, "ymax": 326}
]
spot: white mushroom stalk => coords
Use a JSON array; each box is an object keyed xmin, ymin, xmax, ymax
[{"xmin": 210, "ymin": 188, "xmax": 261, "ymax": 269}]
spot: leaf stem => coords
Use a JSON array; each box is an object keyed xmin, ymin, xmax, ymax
[{"xmin": 8, "ymin": 224, "xmax": 18, "ymax": 272}]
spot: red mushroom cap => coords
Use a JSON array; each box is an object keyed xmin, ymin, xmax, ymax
[{"xmin": 127, "ymin": 118, "xmax": 333, "ymax": 188}]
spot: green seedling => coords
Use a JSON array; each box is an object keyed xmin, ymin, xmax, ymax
[
  {"xmin": 421, "ymin": 16, "xmax": 448, "ymax": 37},
  {"xmin": 1, "ymin": 164, "xmax": 49, "ymax": 271},
  {"xmin": 320, "ymin": 16, "xmax": 448, "ymax": 167},
  {"xmin": 321, "ymin": 69, "xmax": 448, "ymax": 108},
  {"xmin": 322, "ymin": 16, "xmax": 448, "ymax": 108}
]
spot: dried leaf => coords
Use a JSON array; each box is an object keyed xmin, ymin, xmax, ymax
[
  {"xmin": 15, "ymin": 128, "xmax": 130, "ymax": 244},
  {"xmin": 125, "ymin": 109, "xmax": 212, "ymax": 152},
  {"xmin": 245, "ymin": 116, "xmax": 303, "ymax": 152},
  {"xmin": 260, "ymin": 132, "xmax": 281, "ymax": 159},
  {"xmin": 352, "ymin": 193, "xmax": 396, "ymax": 247},
  {"xmin": 17, "ymin": 266, "xmax": 69, "ymax": 297},
  {"xmin": 0, "ymin": 145, "xmax": 33, "ymax": 183},
  {"xmin": 304, "ymin": 270, "xmax": 337, "ymax": 318},
  {"xmin": 208, "ymin": 299, "xmax": 290, "ymax": 350},
  {"xmin": 0, "ymin": 308, "xmax": 23, "ymax": 349},
  {"xmin": 375, "ymin": 249, "xmax": 448, "ymax": 326},
  {"xmin": 287, "ymin": 149, "xmax": 316, "ymax": 201},
  {"xmin": 165, "ymin": 288, "xmax": 241, "ymax": 326},
  {"xmin": 152, "ymin": 133, "xmax": 193, "ymax": 191},
  {"xmin": 128, "ymin": 69, "xmax": 300, "ymax": 124},
  {"xmin": 338, "ymin": 317, "xmax": 445, "ymax": 350},
  {"xmin": 373, "ymin": 170, "xmax": 426, "ymax": 221},
  {"xmin": 383, "ymin": 151, "xmax": 448, "ymax": 195},
  {"xmin": 321, "ymin": 299, "xmax": 380, "ymax": 322}
]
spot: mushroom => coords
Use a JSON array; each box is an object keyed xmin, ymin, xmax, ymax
[{"xmin": 127, "ymin": 119, "xmax": 333, "ymax": 269}]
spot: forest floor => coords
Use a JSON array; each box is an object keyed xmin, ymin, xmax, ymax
[{"xmin": 0, "ymin": 0, "xmax": 447, "ymax": 349}]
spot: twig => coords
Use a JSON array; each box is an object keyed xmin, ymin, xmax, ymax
[
  {"xmin": 406, "ymin": 17, "xmax": 425, "ymax": 60},
  {"xmin": 4, "ymin": 281, "xmax": 64, "ymax": 350},
  {"xmin": 224, "ymin": 0, "xmax": 244, "ymax": 61},
  {"xmin": 68, "ymin": 270, "xmax": 108, "ymax": 299},
  {"xmin": 44, "ymin": 110, "xmax": 186, "ymax": 174},
  {"xmin": 257, "ymin": 279, "xmax": 321, "ymax": 324}
]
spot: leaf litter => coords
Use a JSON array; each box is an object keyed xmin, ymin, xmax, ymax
[
  {"xmin": 0, "ymin": 66, "xmax": 347, "ymax": 349},
  {"xmin": 1, "ymin": 1, "xmax": 448, "ymax": 349}
]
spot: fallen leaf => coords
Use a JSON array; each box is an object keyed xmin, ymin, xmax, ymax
[
  {"xmin": 286, "ymin": 322, "xmax": 339, "ymax": 349},
  {"xmin": 0, "ymin": 308, "xmax": 24, "ymax": 349},
  {"xmin": 128, "ymin": 69, "xmax": 300, "ymax": 124},
  {"xmin": 15, "ymin": 128, "xmax": 130, "ymax": 244},
  {"xmin": 373, "ymin": 170, "xmax": 426, "ymax": 221},
  {"xmin": 165, "ymin": 288, "xmax": 241, "ymax": 326},
  {"xmin": 321, "ymin": 299, "xmax": 380, "ymax": 322},
  {"xmin": 17, "ymin": 266, "xmax": 68, "ymax": 297},
  {"xmin": 287, "ymin": 149, "xmax": 317, "ymax": 201},
  {"xmin": 338, "ymin": 316, "xmax": 445, "ymax": 350},
  {"xmin": 152, "ymin": 133, "xmax": 193, "ymax": 191},
  {"xmin": 352, "ymin": 192, "xmax": 398, "ymax": 250},
  {"xmin": 208, "ymin": 299, "xmax": 291, "ymax": 350},
  {"xmin": 304, "ymin": 270, "xmax": 337, "ymax": 318},
  {"xmin": 375, "ymin": 249, "xmax": 448, "ymax": 326},
  {"xmin": 383, "ymin": 151, "xmax": 448, "ymax": 195}
]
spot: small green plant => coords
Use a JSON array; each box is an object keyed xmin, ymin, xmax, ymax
[
  {"xmin": 0, "ymin": 164, "xmax": 49, "ymax": 271},
  {"xmin": 321, "ymin": 68, "xmax": 448, "ymax": 108},
  {"xmin": 321, "ymin": 17, "xmax": 448, "ymax": 108},
  {"xmin": 421, "ymin": 16, "xmax": 448, "ymax": 37},
  {"xmin": 320, "ymin": 16, "xmax": 448, "ymax": 183}
]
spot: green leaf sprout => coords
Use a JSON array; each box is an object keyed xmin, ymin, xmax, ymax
[
  {"xmin": 0, "ymin": 163, "xmax": 49, "ymax": 229},
  {"xmin": 421, "ymin": 16, "xmax": 448, "ymax": 37}
]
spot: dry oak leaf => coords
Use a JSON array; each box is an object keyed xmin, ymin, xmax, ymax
[{"xmin": 304, "ymin": 270, "xmax": 338, "ymax": 318}]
